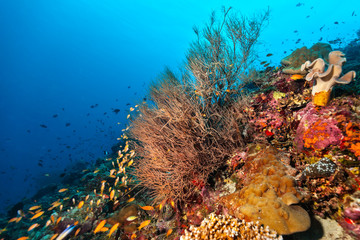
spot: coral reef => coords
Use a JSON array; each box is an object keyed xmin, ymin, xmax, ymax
[
  {"xmin": 301, "ymin": 51, "xmax": 356, "ymax": 106},
  {"xmin": 340, "ymin": 191, "xmax": 360, "ymax": 238},
  {"xmin": 294, "ymin": 103, "xmax": 344, "ymax": 151},
  {"xmin": 220, "ymin": 144, "xmax": 311, "ymax": 235},
  {"xmin": 281, "ymin": 43, "xmax": 332, "ymax": 74},
  {"xmin": 181, "ymin": 212, "xmax": 282, "ymax": 240}
]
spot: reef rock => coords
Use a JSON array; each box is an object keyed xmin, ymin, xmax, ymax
[
  {"xmin": 281, "ymin": 43, "xmax": 332, "ymax": 74},
  {"xmin": 219, "ymin": 144, "xmax": 310, "ymax": 235},
  {"xmin": 294, "ymin": 103, "xmax": 344, "ymax": 151}
]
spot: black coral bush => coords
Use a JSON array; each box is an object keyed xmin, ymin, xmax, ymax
[{"xmin": 129, "ymin": 8, "xmax": 269, "ymax": 205}]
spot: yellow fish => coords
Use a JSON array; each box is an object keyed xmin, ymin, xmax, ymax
[
  {"xmin": 139, "ymin": 206, "xmax": 154, "ymax": 211},
  {"xmin": 75, "ymin": 228, "xmax": 81, "ymax": 236},
  {"xmin": 126, "ymin": 216, "xmax": 138, "ymax": 221},
  {"xmin": 108, "ymin": 223, "xmax": 119, "ymax": 237},
  {"xmin": 8, "ymin": 217, "xmax": 19, "ymax": 223},
  {"xmin": 290, "ymin": 74, "xmax": 304, "ymax": 80},
  {"xmin": 50, "ymin": 234, "xmax": 59, "ymax": 240},
  {"xmin": 78, "ymin": 201, "xmax": 84, "ymax": 209},
  {"xmin": 138, "ymin": 220, "xmax": 151, "ymax": 230},
  {"xmin": 58, "ymin": 188, "xmax": 68, "ymax": 193},
  {"xmin": 56, "ymin": 216, "xmax": 62, "ymax": 225},
  {"xmin": 110, "ymin": 189, "xmax": 115, "ymax": 201},
  {"xmin": 17, "ymin": 237, "xmax": 29, "ymax": 240},
  {"xmin": 127, "ymin": 159, "xmax": 134, "ymax": 167},
  {"xmin": 166, "ymin": 229, "xmax": 173, "ymax": 237},
  {"xmin": 45, "ymin": 219, "xmax": 51, "ymax": 227},
  {"xmin": 94, "ymin": 219, "xmax": 107, "ymax": 234},
  {"xmin": 28, "ymin": 223, "xmax": 39, "ymax": 231},
  {"xmin": 30, "ymin": 211, "xmax": 44, "ymax": 220},
  {"xmin": 29, "ymin": 205, "xmax": 41, "ymax": 211}
]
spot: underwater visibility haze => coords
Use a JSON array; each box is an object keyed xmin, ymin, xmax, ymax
[{"xmin": 1, "ymin": 0, "xmax": 360, "ymax": 239}]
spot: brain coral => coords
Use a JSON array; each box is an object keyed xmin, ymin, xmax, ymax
[
  {"xmin": 281, "ymin": 43, "xmax": 332, "ymax": 74},
  {"xmin": 219, "ymin": 144, "xmax": 310, "ymax": 235}
]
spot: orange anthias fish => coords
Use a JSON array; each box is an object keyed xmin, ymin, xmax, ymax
[
  {"xmin": 166, "ymin": 229, "xmax": 173, "ymax": 237},
  {"xmin": 107, "ymin": 223, "xmax": 119, "ymax": 237},
  {"xmin": 77, "ymin": 201, "xmax": 84, "ymax": 209},
  {"xmin": 139, "ymin": 205, "xmax": 154, "ymax": 211},
  {"xmin": 30, "ymin": 211, "xmax": 44, "ymax": 220},
  {"xmin": 28, "ymin": 223, "xmax": 40, "ymax": 231},
  {"xmin": 138, "ymin": 220, "xmax": 151, "ymax": 230},
  {"xmin": 29, "ymin": 205, "xmax": 41, "ymax": 211},
  {"xmin": 17, "ymin": 237, "xmax": 29, "ymax": 240},
  {"xmin": 58, "ymin": 188, "xmax": 68, "ymax": 193},
  {"xmin": 290, "ymin": 74, "xmax": 304, "ymax": 80}
]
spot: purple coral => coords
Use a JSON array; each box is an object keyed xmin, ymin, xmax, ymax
[{"xmin": 294, "ymin": 103, "xmax": 344, "ymax": 151}]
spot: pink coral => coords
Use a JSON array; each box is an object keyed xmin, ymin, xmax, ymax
[{"xmin": 295, "ymin": 103, "xmax": 344, "ymax": 151}]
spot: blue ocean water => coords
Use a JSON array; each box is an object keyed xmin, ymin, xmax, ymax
[{"xmin": 0, "ymin": 0, "xmax": 359, "ymax": 217}]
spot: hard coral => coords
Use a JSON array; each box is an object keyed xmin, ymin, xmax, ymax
[
  {"xmin": 281, "ymin": 43, "xmax": 332, "ymax": 74},
  {"xmin": 181, "ymin": 212, "xmax": 282, "ymax": 240},
  {"xmin": 302, "ymin": 51, "xmax": 356, "ymax": 106},
  {"xmin": 219, "ymin": 144, "xmax": 310, "ymax": 235}
]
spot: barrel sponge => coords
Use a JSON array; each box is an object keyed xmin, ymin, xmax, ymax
[{"xmin": 220, "ymin": 144, "xmax": 310, "ymax": 235}]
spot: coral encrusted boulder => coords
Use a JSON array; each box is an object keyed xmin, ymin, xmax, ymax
[{"xmin": 219, "ymin": 144, "xmax": 310, "ymax": 235}]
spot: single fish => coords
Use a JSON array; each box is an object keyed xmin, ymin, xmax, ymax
[
  {"xmin": 58, "ymin": 188, "xmax": 68, "ymax": 193},
  {"xmin": 28, "ymin": 223, "xmax": 40, "ymax": 231},
  {"xmin": 55, "ymin": 225, "xmax": 75, "ymax": 240},
  {"xmin": 77, "ymin": 201, "xmax": 84, "ymax": 209},
  {"xmin": 17, "ymin": 237, "xmax": 29, "ymax": 240},
  {"xmin": 30, "ymin": 211, "xmax": 44, "ymax": 220},
  {"xmin": 139, "ymin": 206, "xmax": 154, "ymax": 211},
  {"xmin": 138, "ymin": 220, "xmax": 151, "ymax": 230},
  {"xmin": 109, "ymin": 189, "xmax": 115, "ymax": 200},
  {"xmin": 290, "ymin": 74, "xmax": 304, "ymax": 80},
  {"xmin": 126, "ymin": 216, "xmax": 138, "ymax": 221},
  {"xmin": 108, "ymin": 223, "xmax": 119, "ymax": 237},
  {"xmin": 266, "ymin": 53, "xmax": 273, "ymax": 57},
  {"xmin": 166, "ymin": 229, "xmax": 173, "ymax": 237}
]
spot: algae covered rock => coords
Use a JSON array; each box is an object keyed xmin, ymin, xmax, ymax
[{"xmin": 219, "ymin": 144, "xmax": 310, "ymax": 235}]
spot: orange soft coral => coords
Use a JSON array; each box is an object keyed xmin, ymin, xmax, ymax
[{"xmin": 342, "ymin": 122, "xmax": 360, "ymax": 158}]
